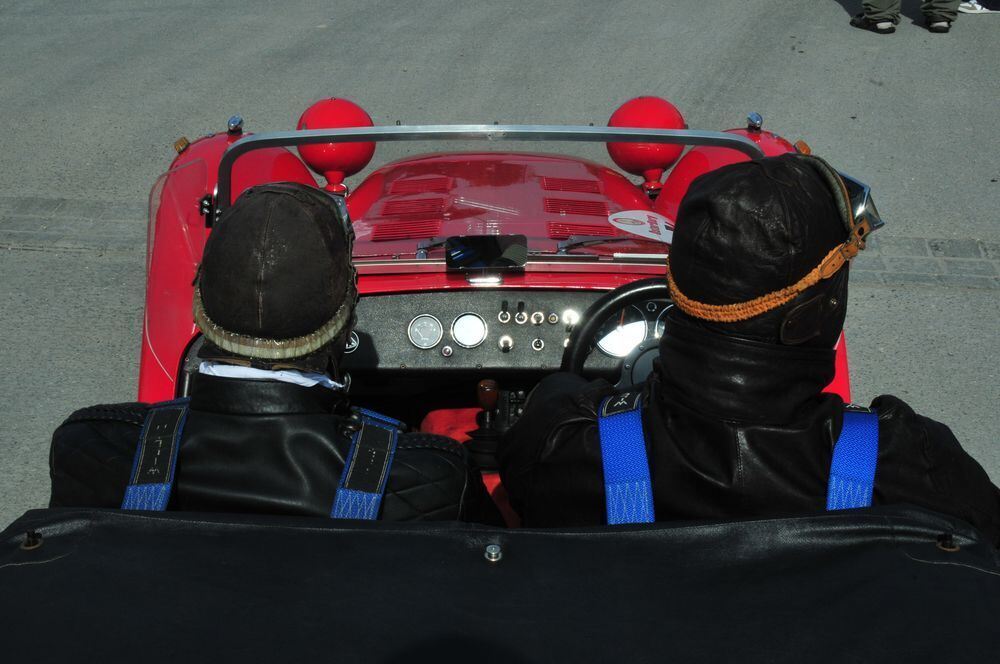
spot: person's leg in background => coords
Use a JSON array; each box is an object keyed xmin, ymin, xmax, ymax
[
  {"xmin": 863, "ymin": 0, "xmax": 902, "ymax": 22},
  {"xmin": 853, "ymin": 0, "xmax": 901, "ymax": 32},
  {"xmin": 923, "ymin": 0, "xmax": 961, "ymax": 30}
]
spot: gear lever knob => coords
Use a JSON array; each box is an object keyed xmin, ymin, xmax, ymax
[{"xmin": 478, "ymin": 379, "xmax": 499, "ymax": 413}]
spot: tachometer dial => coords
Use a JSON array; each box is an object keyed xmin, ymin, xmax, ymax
[
  {"xmin": 451, "ymin": 313, "xmax": 488, "ymax": 348},
  {"xmin": 596, "ymin": 305, "xmax": 647, "ymax": 358},
  {"xmin": 654, "ymin": 304, "xmax": 674, "ymax": 339},
  {"xmin": 407, "ymin": 314, "xmax": 443, "ymax": 349}
]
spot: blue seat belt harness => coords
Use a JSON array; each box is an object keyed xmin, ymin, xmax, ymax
[
  {"xmin": 596, "ymin": 391, "xmax": 656, "ymax": 525},
  {"xmin": 826, "ymin": 408, "xmax": 880, "ymax": 510},
  {"xmin": 122, "ymin": 401, "xmax": 402, "ymax": 521},
  {"xmin": 121, "ymin": 398, "xmax": 190, "ymax": 511},
  {"xmin": 595, "ymin": 394, "xmax": 880, "ymax": 523},
  {"xmin": 329, "ymin": 408, "xmax": 403, "ymax": 520}
]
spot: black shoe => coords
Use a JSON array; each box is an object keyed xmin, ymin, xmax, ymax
[
  {"xmin": 850, "ymin": 13, "xmax": 896, "ymax": 33},
  {"xmin": 926, "ymin": 19, "xmax": 952, "ymax": 33}
]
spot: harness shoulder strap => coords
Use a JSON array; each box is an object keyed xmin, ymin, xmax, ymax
[
  {"xmin": 596, "ymin": 391, "xmax": 655, "ymax": 525},
  {"xmin": 121, "ymin": 398, "xmax": 190, "ymax": 511},
  {"xmin": 826, "ymin": 407, "xmax": 880, "ymax": 510},
  {"xmin": 330, "ymin": 409, "xmax": 402, "ymax": 520}
]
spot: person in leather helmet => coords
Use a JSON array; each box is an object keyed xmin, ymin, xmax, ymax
[
  {"xmin": 497, "ymin": 154, "xmax": 1000, "ymax": 543},
  {"xmin": 50, "ymin": 183, "xmax": 501, "ymax": 524}
]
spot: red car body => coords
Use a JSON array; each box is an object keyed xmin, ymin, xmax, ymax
[{"xmin": 139, "ymin": 103, "xmax": 851, "ymax": 410}]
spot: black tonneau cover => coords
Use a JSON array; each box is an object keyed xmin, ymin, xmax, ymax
[{"xmin": 2, "ymin": 506, "xmax": 998, "ymax": 662}]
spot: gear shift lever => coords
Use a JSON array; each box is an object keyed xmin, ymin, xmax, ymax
[
  {"xmin": 467, "ymin": 379, "xmax": 501, "ymax": 470},
  {"xmin": 478, "ymin": 379, "xmax": 499, "ymax": 429}
]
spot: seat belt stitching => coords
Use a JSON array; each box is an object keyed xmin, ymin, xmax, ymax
[
  {"xmin": 597, "ymin": 393, "xmax": 655, "ymax": 525},
  {"xmin": 826, "ymin": 409, "xmax": 879, "ymax": 511}
]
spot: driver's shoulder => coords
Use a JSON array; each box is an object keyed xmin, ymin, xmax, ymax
[{"xmin": 527, "ymin": 372, "xmax": 616, "ymax": 413}]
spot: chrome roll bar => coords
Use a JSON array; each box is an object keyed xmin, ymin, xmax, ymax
[{"xmin": 215, "ymin": 124, "xmax": 765, "ymax": 214}]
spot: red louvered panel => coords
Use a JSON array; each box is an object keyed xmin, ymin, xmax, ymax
[
  {"xmin": 389, "ymin": 177, "xmax": 453, "ymax": 195},
  {"xmin": 547, "ymin": 221, "xmax": 620, "ymax": 239},
  {"xmin": 543, "ymin": 197, "xmax": 609, "ymax": 217},
  {"xmin": 541, "ymin": 177, "xmax": 601, "ymax": 194},
  {"xmin": 371, "ymin": 218, "xmax": 442, "ymax": 241},
  {"xmin": 382, "ymin": 198, "xmax": 446, "ymax": 216}
]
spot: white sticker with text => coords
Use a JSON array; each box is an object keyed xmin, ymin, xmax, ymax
[{"xmin": 608, "ymin": 210, "xmax": 674, "ymax": 243}]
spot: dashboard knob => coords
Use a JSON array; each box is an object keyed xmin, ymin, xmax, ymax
[
  {"xmin": 562, "ymin": 309, "xmax": 580, "ymax": 327},
  {"xmin": 498, "ymin": 335, "xmax": 513, "ymax": 352},
  {"xmin": 514, "ymin": 311, "xmax": 528, "ymax": 325},
  {"xmin": 531, "ymin": 338, "xmax": 545, "ymax": 351},
  {"xmin": 530, "ymin": 311, "xmax": 544, "ymax": 325}
]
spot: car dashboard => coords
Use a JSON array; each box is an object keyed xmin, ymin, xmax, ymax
[
  {"xmin": 342, "ymin": 290, "xmax": 671, "ymax": 376},
  {"xmin": 179, "ymin": 288, "xmax": 672, "ymax": 425}
]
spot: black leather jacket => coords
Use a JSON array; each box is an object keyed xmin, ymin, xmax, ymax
[
  {"xmin": 498, "ymin": 315, "xmax": 1000, "ymax": 545},
  {"xmin": 50, "ymin": 374, "xmax": 502, "ymax": 524}
]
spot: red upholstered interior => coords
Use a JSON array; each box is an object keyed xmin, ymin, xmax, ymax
[
  {"xmin": 420, "ymin": 408, "xmax": 481, "ymax": 444},
  {"xmin": 420, "ymin": 408, "xmax": 521, "ymax": 527}
]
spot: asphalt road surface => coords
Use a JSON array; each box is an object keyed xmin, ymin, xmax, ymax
[{"xmin": 0, "ymin": 0, "xmax": 997, "ymax": 528}]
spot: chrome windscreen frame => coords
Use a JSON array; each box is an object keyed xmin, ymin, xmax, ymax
[{"xmin": 213, "ymin": 125, "xmax": 767, "ymax": 220}]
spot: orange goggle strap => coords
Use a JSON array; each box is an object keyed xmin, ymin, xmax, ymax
[{"xmin": 667, "ymin": 220, "xmax": 872, "ymax": 324}]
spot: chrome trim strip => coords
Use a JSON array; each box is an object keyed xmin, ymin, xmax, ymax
[
  {"xmin": 353, "ymin": 259, "xmax": 667, "ymax": 276},
  {"xmin": 216, "ymin": 125, "xmax": 766, "ymax": 212}
]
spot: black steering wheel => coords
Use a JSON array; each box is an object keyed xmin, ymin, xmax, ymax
[{"xmin": 560, "ymin": 278, "xmax": 672, "ymax": 387}]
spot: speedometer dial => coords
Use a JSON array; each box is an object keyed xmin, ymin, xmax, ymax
[
  {"xmin": 451, "ymin": 313, "xmax": 488, "ymax": 348},
  {"xmin": 407, "ymin": 314, "xmax": 443, "ymax": 349},
  {"xmin": 596, "ymin": 305, "xmax": 647, "ymax": 358}
]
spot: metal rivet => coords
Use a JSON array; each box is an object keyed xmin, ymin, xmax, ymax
[
  {"xmin": 20, "ymin": 531, "xmax": 42, "ymax": 551},
  {"xmin": 829, "ymin": 297, "xmax": 839, "ymax": 307},
  {"xmin": 484, "ymin": 544, "xmax": 502, "ymax": 563},
  {"xmin": 936, "ymin": 533, "xmax": 960, "ymax": 553}
]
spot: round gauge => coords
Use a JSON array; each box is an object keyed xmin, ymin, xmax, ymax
[
  {"xmin": 407, "ymin": 314, "xmax": 443, "ymax": 349},
  {"xmin": 451, "ymin": 313, "xmax": 488, "ymax": 349},
  {"xmin": 654, "ymin": 304, "xmax": 675, "ymax": 339},
  {"xmin": 596, "ymin": 305, "xmax": 648, "ymax": 358}
]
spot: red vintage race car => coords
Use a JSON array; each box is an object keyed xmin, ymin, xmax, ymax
[
  {"xmin": 2, "ymin": 98, "xmax": 997, "ymax": 662},
  {"xmin": 142, "ymin": 98, "xmax": 854, "ymax": 514}
]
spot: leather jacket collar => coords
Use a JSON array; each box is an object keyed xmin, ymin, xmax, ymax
[
  {"xmin": 188, "ymin": 374, "xmax": 345, "ymax": 416},
  {"xmin": 656, "ymin": 312, "xmax": 836, "ymax": 425}
]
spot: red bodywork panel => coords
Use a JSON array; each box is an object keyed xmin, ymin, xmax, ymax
[
  {"xmin": 140, "ymin": 132, "xmax": 316, "ymax": 400},
  {"xmin": 346, "ymin": 151, "xmax": 654, "ymax": 257},
  {"xmin": 139, "ymin": 136, "xmax": 851, "ymax": 406},
  {"xmin": 656, "ymin": 128, "xmax": 797, "ymax": 222}
]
